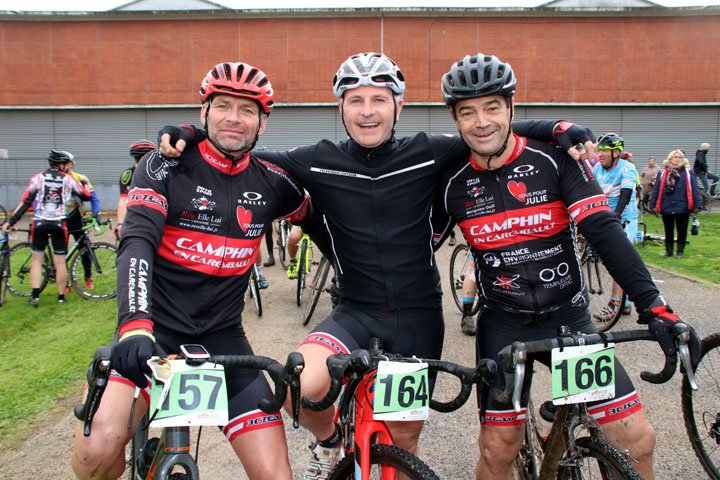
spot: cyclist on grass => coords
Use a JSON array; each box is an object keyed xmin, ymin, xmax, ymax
[
  {"xmin": 2, "ymin": 150, "xmax": 91, "ymax": 306},
  {"xmin": 116, "ymin": 140, "xmax": 156, "ymax": 241},
  {"xmin": 71, "ymin": 62, "xmax": 309, "ymax": 480},
  {"xmin": 431, "ymin": 52, "xmax": 702, "ymax": 480},
  {"xmin": 65, "ymin": 155, "xmax": 102, "ymax": 291},
  {"xmin": 159, "ymin": 52, "xmax": 597, "ymax": 479}
]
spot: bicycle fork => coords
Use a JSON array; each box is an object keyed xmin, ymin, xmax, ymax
[{"xmin": 138, "ymin": 427, "xmax": 199, "ymax": 480}]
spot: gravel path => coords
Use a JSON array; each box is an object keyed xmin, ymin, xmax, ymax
[{"xmin": 0, "ymin": 234, "xmax": 716, "ymax": 479}]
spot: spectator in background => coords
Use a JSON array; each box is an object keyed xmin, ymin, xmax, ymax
[
  {"xmin": 640, "ymin": 157, "xmax": 662, "ymax": 211},
  {"xmin": 650, "ymin": 149, "xmax": 702, "ymax": 259},
  {"xmin": 694, "ymin": 142, "xmax": 717, "ymax": 195}
]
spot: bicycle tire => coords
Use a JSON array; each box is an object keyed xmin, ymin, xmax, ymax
[
  {"xmin": 303, "ymin": 256, "xmax": 330, "ymax": 326},
  {"xmin": 296, "ymin": 238, "xmax": 309, "ymax": 306},
  {"xmin": 514, "ymin": 399, "xmax": 544, "ymax": 480},
  {"xmin": 0, "ymin": 253, "xmax": 8, "ymax": 306},
  {"xmin": 448, "ymin": 244, "xmax": 481, "ymax": 316},
  {"xmin": 581, "ymin": 244, "xmax": 625, "ymax": 332},
  {"xmin": 700, "ymin": 192, "xmax": 714, "ymax": 217},
  {"xmin": 248, "ymin": 272, "xmax": 263, "ymax": 317},
  {"xmin": 7, "ymin": 242, "xmax": 49, "ymax": 297},
  {"xmin": 70, "ymin": 242, "xmax": 117, "ymax": 299},
  {"xmin": 277, "ymin": 221, "xmax": 291, "ymax": 270},
  {"xmin": 682, "ymin": 333, "xmax": 720, "ymax": 480},
  {"xmin": 556, "ymin": 436, "xmax": 641, "ymax": 480},
  {"xmin": 328, "ymin": 443, "xmax": 440, "ymax": 480},
  {"xmin": 0, "ymin": 205, "xmax": 7, "ymax": 224}
]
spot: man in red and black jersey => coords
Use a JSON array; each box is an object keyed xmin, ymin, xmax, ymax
[
  {"xmin": 432, "ymin": 53, "xmax": 701, "ymax": 480},
  {"xmin": 71, "ymin": 63, "xmax": 308, "ymax": 480}
]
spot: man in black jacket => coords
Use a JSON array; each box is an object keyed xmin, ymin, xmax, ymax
[{"xmin": 694, "ymin": 142, "xmax": 718, "ymax": 195}]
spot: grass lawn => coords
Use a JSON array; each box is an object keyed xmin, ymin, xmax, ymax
[{"xmin": 636, "ymin": 212, "xmax": 720, "ymax": 285}]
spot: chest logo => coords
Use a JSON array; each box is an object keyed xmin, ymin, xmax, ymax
[
  {"xmin": 237, "ymin": 207, "xmax": 252, "ymax": 233},
  {"xmin": 507, "ymin": 181, "xmax": 527, "ymax": 202}
]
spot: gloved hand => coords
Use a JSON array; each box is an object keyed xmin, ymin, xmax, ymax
[
  {"xmin": 158, "ymin": 125, "xmax": 205, "ymax": 158},
  {"xmin": 552, "ymin": 121, "xmax": 596, "ymax": 158},
  {"xmin": 638, "ymin": 297, "xmax": 702, "ymax": 369},
  {"xmin": 114, "ymin": 225, "xmax": 122, "ymax": 242},
  {"xmin": 112, "ymin": 331, "xmax": 155, "ymax": 388},
  {"xmin": 94, "ymin": 213, "xmax": 101, "ymax": 224}
]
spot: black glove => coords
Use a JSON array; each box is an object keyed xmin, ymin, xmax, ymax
[
  {"xmin": 112, "ymin": 332, "xmax": 155, "ymax": 388},
  {"xmin": 552, "ymin": 121, "xmax": 596, "ymax": 153},
  {"xmin": 638, "ymin": 297, "xmax": 702, "ymax": 369},
  {"xmin": 157, "ymin": 125, "xmax": 206, "ymax": 153}
]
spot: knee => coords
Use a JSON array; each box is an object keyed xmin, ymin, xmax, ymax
[
  {"xmin": 605, "ymin": 416, "xmax": 656, "ymax": 463},
  {"xmin": 478, "ymin": 427, "xmax": 522, "ymax": 466},
  {"xmin": 72, "ymin": 428, "xmax": 127, "ymax": 477}
]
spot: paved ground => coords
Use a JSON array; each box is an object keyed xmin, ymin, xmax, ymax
[{"xmin": 0, "ymin": 224, "xmax": 717, "ymax": 479}]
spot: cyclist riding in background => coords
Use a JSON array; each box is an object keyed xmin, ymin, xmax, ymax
[
  {"xmin": 116, "ymin": 140, "xmax": 156, "ymax": 240},
  {"xmin": 592, "ymin": 133, "xmax": 639, "ymax": 318},
  {"xmin": 159, "ymin": 52, "xmax": 598, "ymax": 480},
  {"xmin": 65, "ymin": 155, "xmax": 101, "ymax": 290},
  {"xmin": 71, "ymin": 62, "xmax": 309, "ymax": 480},
  {"xmin": 694, "ymin": 142, "xmax": 718, "ymax": 195},
  {"xmin": 431, "ymin": 52, "xmax": 701, "ymax": 480},
  {"xmin": 2, "ymin": 150, "xmax": 91, "ymax": 306}
]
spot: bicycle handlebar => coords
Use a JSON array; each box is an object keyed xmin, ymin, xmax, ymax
[
  {"xmin": 82, "ymin": 212, "xmax": 112, "ymax": 236},
  {"xmin": 301, "ymin": 346, "xmax": 496, "ymax": 415},
  {"xmin": 74, "ymin": 347, "xmax": 305, "ymax": 436},
  {"xmin": 493, "ymin": 325, "xmax": 691, "ymax": 412}
]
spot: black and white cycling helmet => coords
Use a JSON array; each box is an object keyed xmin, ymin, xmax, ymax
[
  {"xmin": 441, "ymin": 53, "xmax": 516, "ymax": 108},
  {"xmin": 333, "ymin": 53, "xmax": 406, "ymax": 100},
  {"xmin": 48, "ymin": 150, "xmax": 74, "ymax": 166}
]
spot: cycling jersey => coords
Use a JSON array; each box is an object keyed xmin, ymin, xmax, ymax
[
  {"xmin": 8, "ymin": 167, "xmax": 90, "ymax": 226},
  {"xmin": 592, "ymin": 158, "xmax": 638, "ymax": 242},
  {"xmin": 119, "ymin": 165, "xmax": 136, "ymax": 198},
  {"xmin": 117, "ymin": 140, "xmax": 308, "ymax": 337},
  {"xmin": 433, "ymin": 135, "xmax": 659, "ymax": 314}
]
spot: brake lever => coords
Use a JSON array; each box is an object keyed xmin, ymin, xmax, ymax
[
  {"xmin": 512, "ymin": 347, "xmax": 527, "ymax": 413},
  {"xmin": 674, "ymin": 324, "xmax": 697, "ymax": 391},
  {"xmin": 285, "ymin": 352, "xmax": 304, "ymax": 428}
]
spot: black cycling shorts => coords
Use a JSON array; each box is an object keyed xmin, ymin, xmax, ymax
[
  {"xmin": 300, "ymin": 303, "xmax": 445, "ymax": 389},
  {"xmin": 475, "ymin": 304, "xmax": 643, "ymax": 427},
  {"xmin": 110, "ymin": 325, "xmax": 282, "ymax": 443},
  {"xmin": 31, "ymin": 220, "xmax": 68, "ymax": 255}
]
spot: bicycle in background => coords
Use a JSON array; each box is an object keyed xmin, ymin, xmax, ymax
[
  {"xmin": 246, "ymin": 264, "xmax": 263, "ymax": 317},
  {"xmin": 699, "ymin": 179, "xmax": 720, "ymax": 216},
  {"xmin": 74, "ymin": 344, "xmax": 304, "ymax": 480},
  {"xmin": 302, "ymin": 337, "xmax": 497, "ymax": 479},
  {"xmin": 496, "ymin": 324, "xmax": 696, "ymax": 480},
  {"xmin": 294, "ymin": 231, "xmax": 318, "ymax": 306},
  {"xmin": 448, "ymin": 242, "xmax": 482, "ymax": 317},
  {"xmin": 0, "ymin": 229, "xmax": 10, "ymax": 306},
  {"xmin": 7, "ymin": 214, "xmax": 117, "ymax": 300},
  {"xmin": 274, "ymin": 219, "xmax": 293, "ymax": 269},
  {"xmin": 302, "ymin": 254, "xmax": 333, "ymax": 326}
]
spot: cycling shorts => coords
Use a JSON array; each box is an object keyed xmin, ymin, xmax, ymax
[
  {"xmin": 109, "ymin": 325, "xmax": 282, "ymax": 443},
  {"xmin": 300, "ymin": 303, "xmax": 445, "ymax": 390},
  {"xmin": 475, "ymin": 304, "xmax": 642, "ymax": 427},
  {"xmin": 31, "ymin": 220, "xmax": 68, "ymax": 255}
]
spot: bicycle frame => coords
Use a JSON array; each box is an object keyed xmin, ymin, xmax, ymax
[{"xmin": 131, "ymin": 416, "xmax": 200, "ymax": 480}]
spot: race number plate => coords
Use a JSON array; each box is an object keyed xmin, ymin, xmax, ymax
[
  {"xmin": 149, "ymin": 360, "xmax": 228, "ymax": 427},
  {"xmin": 551, "ymin": 344, "xmax": 615, "ymax": 405},
  {"xmin": 373, "ymin": 360, "xmax": 429, "ymax": 421}
]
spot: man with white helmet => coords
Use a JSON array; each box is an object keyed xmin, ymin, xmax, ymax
[
  {"xmin": 694, "ymin": 142, "xmax": 717, "ymax": 195},
  {"xmin": 159, "ymin": 52, "xmax": 596, "ymax": 479}
]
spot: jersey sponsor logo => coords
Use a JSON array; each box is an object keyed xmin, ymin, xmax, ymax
[
  {"xmin": 500, "ymin": 244, "xmax": 563, "ymax": 266},
  {"xmin": 146, "ymin": 153, "xmax": 173, "ymax": 181},
  {"xmin": 507, "ymin": 163, "xmax": 539, "ymax": 179},
  {"xmin": 567, "ymin": 195, "xmax": 610, "ymax": 223},
  {"xmin": 493, "ymin": 274, "xmax": 520, "ymax": 290},
  {"xmin": 539, "ymin": 262, "xmax": 573, "ymax": 289},
  {"xmin": 121, "ymin": 169, "xmax": 133, "ymax": 185},
  {"xmin": 127, "ymin": 188, "xmax": 168, "ymax": 217},
  {"xmin": 507, "ymin": 181, "xmax": 527, "ymax": 202},
  {"xmin": 191, "ymin": 196, "xmax": 216, "ymax": 211},
  {"xmin": 483, "ymin": 253, "xmax": 501, "ymax": 267},
  {"xmin": 196, "ymin": 185, "xmax": 213, "ymax": 196},
  {"xmin": 158, "ymin": 225, "xmax": 259, "ymax": 276},
  {"xmin": 237, "ymin": 207, "xmax": 252, "ymax": 233},
  {"xmin": 460, "ymin": 202, "xmax": 569, "ymax": 249},
  {"xmin": 127, "ymin": 257, "xmax": 150, "ymax": 314}
]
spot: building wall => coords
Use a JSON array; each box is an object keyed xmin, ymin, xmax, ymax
[{"xmin": 1, "ymin": 13, "xmax": 719, "ymax": 106}]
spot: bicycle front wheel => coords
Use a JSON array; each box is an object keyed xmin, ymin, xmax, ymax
[
  {"xmin": 329, "ymin": 444, "xmax": 439, "ymax": 480},
  {"xmin": 70, "ymin": 242, "xmax": 117, "ymax": 299},
  {"xmin": 296, "ymin": 239, "xmax": 309, "ymax": 306},
  {"xmin": 449, "ymin": 244, "xmax": 481, "ymax": 316},
  {"xmin": 557, "ymin": 436, "xmax": 640, "ymax": 480},
  {"xmin": 7, "ymin": 242, "xmax": 48, "ymax": 297},
  {"xmin": 682, "ymin": 333, "xmax": 720, "ymax": 480},
  {"xmin": 303, "ymin": 256, "xmax": 330, "ymax": 326}
]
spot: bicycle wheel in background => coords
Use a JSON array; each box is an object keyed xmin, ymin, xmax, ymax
[
  {"xmin": 700, "ymin": 192, "xmax": 713, "ymax": 217},
  {"xmin": 513, "ymin": 399, "xmax": 543, "ymax": 480},
  {"xmin": 296, "ymin": 238, "xmax": 309, "ymax": 306},
  {"xmin": 70, "ymin": 242, "xmax": 117, "ymax": 299},
  {"xmin": 329, "ymin": 444, "xmax": 439, "ymax": 480},
  {"xmin": 0, "ymin": 251, "xmax": 8, "ymax": 306},
  {"xmin": 682, "ymin": 333, "xmax": 720, "ymax": 480},
  {"xmin": 277, "ymin": 220, "xmax": 291, "ymax": 270},
  {"xmin": 7, "ymin": 242, "xmax": 49, "ymax": 297},
  {"xmin": 448, "ymin": 244, "xmax": 481, "ymax": 316},
  {"xmin": 0, "ymin": 205, "xmax": 7, "ymax": 224},
  {"xmin": 247, "ymin": 269, "xmax": 263, "ymax": 317},
  {"xmin": 557, "ymin": 436, "xmax": 641, "ymax": 480},
  {"xmin": 303, "ymin": 256, "xmax": 330, "ymax": 326},
  {"xmin": 581, "ymin": 247, "xmax": 625, "ymax": 332}
]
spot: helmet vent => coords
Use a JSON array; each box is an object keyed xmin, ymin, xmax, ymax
[
  {"xmin": 223, "ymin": 63, "xmax": 232, "ymax": 79},
  {"xmin": 246, "ymin": 68, "xmax": 258, "ymax": 85}
]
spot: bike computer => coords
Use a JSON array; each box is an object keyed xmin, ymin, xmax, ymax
[{"xmin": 180, "ymin": 344, "xmax": 211, "ymax": 365}]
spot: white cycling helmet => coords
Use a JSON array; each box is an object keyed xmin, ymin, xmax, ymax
[{"xmin": 333, "ymin": 53, "xmax": 405, "ymax": 100}]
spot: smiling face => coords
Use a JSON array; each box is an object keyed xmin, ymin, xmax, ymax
[
  {"xmin": 340, "ymin": 85, "xmax": 402, "ymax": 149},
  {"xmin": 452, "ymin": 94, "xmax": 512, "ymax": 165},
  {"xmin": 203, "ymin": 94, "xmax": 266, "ymax": 156}
]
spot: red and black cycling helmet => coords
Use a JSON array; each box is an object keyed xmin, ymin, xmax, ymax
[
  {"xmin": 129, "ymin": 140, "xmax": 156, "ymax": 160},
  {"xmin": 48, "ymin": 149, "xmax": 74, "ymax": 166},
  {"xmin": 199, "ymin": 62, "xmax": 274, "ymax": 114},
  {"xmin": 441, "ymin": 53, "xmax": 516, "ymax": 108}
]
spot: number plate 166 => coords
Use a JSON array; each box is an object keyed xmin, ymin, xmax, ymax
[{"xmin": 551, "ymin": 344, "xmax": 615, "ymax": 405}]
